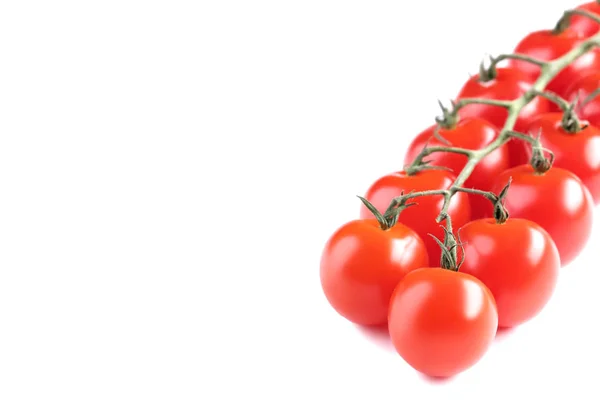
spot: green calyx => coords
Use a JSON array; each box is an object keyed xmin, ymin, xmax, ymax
[
  {"xmin": 528, "ymin": 129, "xmax": 555, "ymax": 174},
  {"xmin": 561, "ymin": 100, "xmax": 585, "ymax": 133},
  {"xmin": 434, "ymin": 100, "xmax": 459, "ymax": 130},
  {"xmin": 493, "ymin": 178, "xmax": 511, "ymax": 224},
  {"xmin": 429, "ymin": 226, "xmax": 464, "ymax": 272},
  {"xmin": 357, "ymin": 196, "xmax": 416, "ymax": 231},
  {"xmin": 478, "ymin": 56, "xmax": 497, "ymax": 83},
  {"xmin": 404, "ymin": 159, "xmax": 452, "ymax": 176}
]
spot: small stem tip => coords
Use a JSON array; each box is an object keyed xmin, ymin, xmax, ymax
[
  {"xmin": 478, "ymin": 56, "xmax": 497, "ymax": 83},
  {"xmin": 553, "ymin": 13, "xmax": 570, "ymax": 35},
  {"xmin": 493, "ymin": 178, "xmax": 512, "ymax": 224},
  {"xmin": 434, "ymin": 100, "xmax": 459, "ymax": 130},
  {"xmin": 428, "ymin": 222, "xmax": 464, "ymax": 272},
  {"xmin": 561, "ymin": 99, "xmax": 584, "ymax": 133},
  {"xmin": 527, "ymin": 129, "xmax": 554, "ymax": 174}
]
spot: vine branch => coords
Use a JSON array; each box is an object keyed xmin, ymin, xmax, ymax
[{"xmin": 376, "ymin": 8, "xmax": 600, "ymax": 268}]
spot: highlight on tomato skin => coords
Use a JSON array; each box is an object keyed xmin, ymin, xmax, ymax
[
  {"xmin": 508, "ymin": 28, "xmax": 600, "ymax": 98},
  {"xmin": 455, "ymin": 67, "xmax": 551, "ymax": 166},
  {"xmin": 524, "ymin": 113, "xmax": 600, "ymax": 204},
  {"xmin": 489, "ymin": 165, "xmax": 594, "ymax": 267},
  {"xmin": 403, "ymin": 118, "xmax": 509, "ymax": 219},
  {"xmin": 360, "ymin": 169, "xmax": 471, "ymax": 267},
  {"xmin": 387, "ymin": 268, "xmax": 498, "ymax": 378},
  {"xmin": 457, "ymin": 218, "xmax": 560, "ymax": 329},
  {"xmin": 320, "ymin": 219, "xmax": 429, "ymax": 327}
]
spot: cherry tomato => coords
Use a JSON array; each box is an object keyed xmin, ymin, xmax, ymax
[
  {"xmin": 360, "ymin": 169, "xmax": 471, "ymax": 267},
  {"xmin": 567, "ymin": 2, "xmax": 600, "ymax": 38},
  {"xmin": 320, "ymin": 219, "xmax": 429, "ymax": 326},
  {"xmin": 458, "ymin": 218, "xmax": 560, "ymax": 328},
  {"xmin": 388, "ymin": 268, "xmax": 497, "ymax": 378},
  {"xmin": 508, "ymin": 29, "xmax": 600, "ymax": 98},
  {"xmin": 525, "ymin": 113, "xmax": 600, "ymax": 203},
  {"xmin": 489, "ymin": 165, "xmax": 594, "ymax": 266},
  {"xmin": 563, "ymin": 71, "xmax": 600, "ymax": 127},
  {"xmin": 456, "ymin": 67, "xmax": 551, "ymax": 166},
  {"xmin": 404, "ymin": 118, "xmax": 509, "ymax": 219}
]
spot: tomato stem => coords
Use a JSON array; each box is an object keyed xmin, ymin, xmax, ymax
[
  {"xmin": 553, "ymin": 13, "xmax": 571, "ymax": 35},
  {"xmin": 428, "ymin": 221, "xmax": 464, "ymax": 272},
  {"xmin": 529, "ymin": 90, "xmax": 584, "ymax": 133},
  {"xmin": 478, "ymin": 56, "xmax": 497, "ymax": 82},
  {"xmin": 377, "ymin": 7, "xmax": 600, "ymax": 241},
  {"xmin": 581, "ymin": 87, "xmax": 600, "ymax": 108},
  {"xmin": 487, "ymin": 54, "xmax": 547, "ymax": 76},
  {"xmin": 530, "ymin": 90, "xmax": 571, "ymax": 111},
  {"xmin": 561, "ymin": 101, "xmax": 584, "ymax": 133},
  {"xmin": 566, "ymin": 9, "xmax": 600, "ymax": 25}
]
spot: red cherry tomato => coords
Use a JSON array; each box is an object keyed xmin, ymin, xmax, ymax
[
  {"xmin": 360, "ymin": 169, "xmax": 471, "ymax": 267},
  {"xmin": 489, "ymin": 165, "xmax": 594, "ymax": 266},
  {"xmin": 458, "ymin": 218, "xmax": 560, "ymax": 328},
  {"xmin": 567, "ymin": 2, "xmax": 600, "ymax": 38},
  {"xmin": 320, "ymin": 219, "xmax": 429, "ymax": 326},
  {"xmin": 456, "ymin": 67, "xmax": 551, "ymax": 166},
  {"xmin": 388, "ymin": 268, "xmax": 497, "ymax": 378},
  {"xmin": 508, "ymin": 29, "xmax": 600, "ymax": 98},
  {"xmin": 404, "ymin": 118, "xmax": 509, "ymax": 219},
  {"xmin": 525, "ymin": 113, "xmax": 600, "ymax": 203},
  {"xmin": 563, "ymin": 71, "xmax": 600, "ymax": 127}
]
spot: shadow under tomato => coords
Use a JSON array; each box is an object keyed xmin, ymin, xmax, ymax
[
  {"xmin": 495, "ymin": 326, "xmax": 516, "ymax": 343},
  {"xmin": 354, "ymin": 323, "xmax": 394, "ymax": 352},
  {"xmin": 419, "ymin": 374, "xmax": 456, "ymax": 384}
]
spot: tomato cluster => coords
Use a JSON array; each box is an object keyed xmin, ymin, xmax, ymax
[{"xmin": 320, "ymin": 3, "xmax": 600, "ymax": 379}]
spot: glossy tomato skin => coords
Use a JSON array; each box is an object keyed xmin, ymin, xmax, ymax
[
  {"xmin": 388, "ymin": 268, "xmax": 498, "ymax": 378},
  {"xmin": 456, "ymin": 67, "xmax": 551, "ymax": 166},
  {"xmin": 508, "ymin": 29, "xmax": 600, "ymax": 98},
  {"xmin": 458, "ymin": 218, "xmax": 560, "ymax": 328},
  {"xmin": 568, "ymin": 2, "xmax": 600, "ymax": 38},
  {"xmin": 360, "ymin": 169, "xmax": 471, "ymax": 267},
  {"xmin": 404, "ymin": 118, "xmax": 509, "ymax": 219},
  {"xmin": 564, "ymin": 71, "xmax": 600, "ymax": 127},
  {"xmin": 489, "ymin": 165, "xmax": 594, "ymax": 266},
  {"xmin": 320, "ymin": 219, "xmax": 429, "ymax": 326},
  {"xmin": 525, "ymin": 113, "xmax": 600, "ymax": 203}
]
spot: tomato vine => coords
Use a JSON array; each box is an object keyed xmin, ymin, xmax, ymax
[{"xmin": 380, "ymin": 8, "xmax": 600, "ymax": 265}]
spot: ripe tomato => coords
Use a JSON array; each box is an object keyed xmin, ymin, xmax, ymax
[
  {"xmin": 489, "ymin": 165, "xmax": 594, "ymax": 266},
  {"xmin": 320, "ymin": 219, "xmax": 428, "ymax": 326},
  {"xmin": 388, "ymin": 268, "xmax": 497, "ymax": 378},
  {"xmin": 508, "ymin": 28, "xmax": 600, "ymax": 98},
  {"xmin": 456, "ymin": 67, "xmax": 551, "ymax": 166},
  {"xmin": 404, "ymin": 118, "xmax": 509, "ymax": 219},
  {"xmin": 360, "ymin": 169, "xmax": 471, "ymax": 267},
  {"xmin": 458, "ymin": 218, "xmax": 560, "ymax": 328},
  {"xmin": 563, "ymin": 71, "xmax": 600, "ymax": 127},
  {"xmin": 567, "ymin": 2, "xmax": 600, "ymax": 38},
  {"xmin": 525, "ymin": 113, "xmax": 600, "ymax": 203}
]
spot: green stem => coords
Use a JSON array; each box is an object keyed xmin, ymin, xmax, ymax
[
  {"xmin": 566, "ymin": 9, "xmax": 600, "ymax": 25},
  {"xmin": 435, "ymin": 98, "xmax": 512, "ymax": 128},
  {"xmin": 453, "ymin": 98, "xmax": 513, "ymax": 111},
  {"xmin": 581, "ymin": 88, "xmax": 600, "ymax": 108},
  {"xmin": 409, "ymin": 146, "xmax": 473, "ymax": 169},
  {"xmin": 530, "ymin": 90, "xmax": 571, "ymax": 111},
  {"xmin": 530, "ymin": 90, "xmax": 583, "ymax": 132},
  {"xmin": 383, "ymin": 15, "xmax": 600, "ymax": 228},
  {"xmin": 455, "ymin": 187, "xmax": 497, "ymax": 203},
  {"xmin": 488, "ymin": 53, "xmax": 547, "ymax": 72},
  {"xmin": 506, "ymin": 130, "xmax": 538, "ymax": 146},
  {"xmin": 384, "ymin": 189, "xmax": 447, "ymax": 214}
]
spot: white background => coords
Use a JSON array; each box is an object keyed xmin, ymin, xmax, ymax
[{"xmin": 1, "ymin": 0, "xmax": 598, "ymax": 398}]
